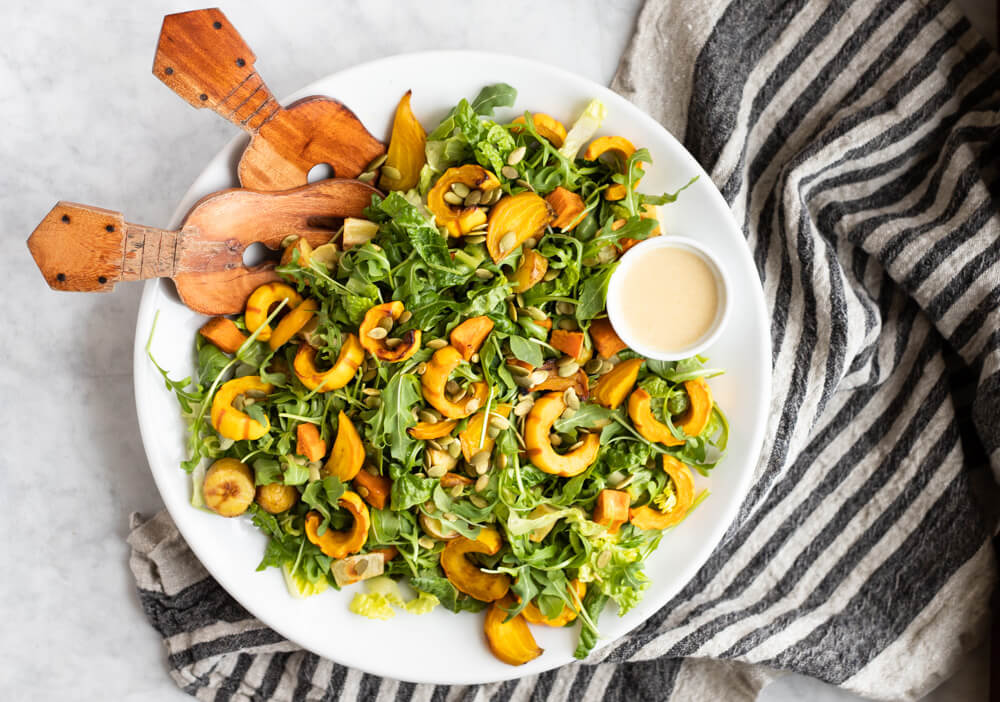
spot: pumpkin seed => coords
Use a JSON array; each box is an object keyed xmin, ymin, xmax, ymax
[
  {"xmin": 516, "ymin": 293, "xmax": 525, "ymax": 307},
  {"xmin": 445, "ymin": 379, "xmax": 461, "ymax": 395},
  {"xmin": 474, "ymin": 268, "xmax": 494, "ymax": 280},
  {"xmin": 357, "ymin": 170, "xmax": 377, "ymax": 184},
  {"xmin": 474, "ymin": 475, "xmax": 490, "ymax": 493},
  {"xmin": 584, "ymin": 358, "xmax": 604, "ymax": 374},
  {"xmin": 451, "ymin": 182, "xmax": 471, "ymax": 198},
  {"xmin": 513, "ymin": 374, "xmax": 535, "ymax": 388},
  {"xmin": 428, "ymin": 438, "xmax": 443, "ymax": 451},
  {"xmin": 417, "ymin": 361, "xmax": 428, "ymax": 375},
  {"xmin": 556, "ymin": 301, "xmax": 575, "ymax": 316},
  {"xmin": 438, "ymin": 434, "xmax": 455, "ymax": 447},
  {"xmin": 487, "ymin": 188, "xmax": 504, "ymax": 204},
  {"xmin": 418, "ymin": 410, "xmax": 438, "ymax": 424},
  {"xmin": 507, "ymin": 300, "xmax": 518, "ymax": 323},
  {"xmin": 443, "ymin": 511, "xmax": 458, "ymax": 522},
  {"xmin": 486, "ymin": 425, "xmax": 500, "ymax": 439},
  {"xmin": 427, "ymin": 338, "xmax": 449, "ymax": 350},
  {"xmin": 600, "ymin": 360, "xmax": 615, "ymax": 374},
  {"xmin": 561, "ymin": 407, "xmax": 577, "ymax": 420},
  {"xmin": 557, "ymin": 361, "xmax": 580, "ymax": 377},
  {"xmin": 367, "ymin": 326, "xmax": 388, "ymax": 340},
  {"xmin": 568, "ymin": 440, "xmax": 584, "ymax": 451},
  {"xmin": 427, "ymin": 464, "xmax": 447, "ymax": 478},
  {"xmin": 450, "ymin": 484, "xmax": 465, "ymax": 498},
  {"xmin": 362, "ymin": 367, "xmax": 377, "ymax": 381},
  {"xmin": 506, "ymin": 363, "xmax": 532, "ymax": 377},
  {"xmin": 365, "ymin": 154, "xmax": 388, "ymax": 171},
  {"xmin": 564, "ymin": 388, "xmax": 581, "ymax": 410},
  {"xmin": 464, "ymin": 189, "xmax": 483, "ymax": 207},
  {"xmin": 558, "ymin": 318, "xmax": 578, "ymax": 331},
  {"xmin": 529, "ymin": 370, "xmax": 549, "ymax": 386},
  {"xmin": 356, "ymin": 486, "xmax": 371, "ymax": 499},
  {"xmin": 556, "ymin": 355, "xmax": 577, "ymax": 368},
  {"xmin": 597, "ymin": 245, "xmax": 617, "ymax": 264},
  {"xmin": 365, "ymin": 396, "xmax": 382, "ymax": 409},
  {"xmin": 543, "ymin": 270, "xmax": 559, "ymax": 282},
  {"xmin": 488, "ymin": 415, "xmax": 510, "ymax": 431},
  {"xmin": 447, "ymin": 441, "xmax": 462, "ymax": 458},
  {"xmin": 523, "ymin": 306, "xmax": 547, "ymax": 321},
  {"xmin": 471, "ymin": 450, "xmax": 490, "ymax": 470},
  {"xmin": 501, "ymin": 165, "xmax": 520, "ymax": 180},
  {"xmin": 499, "ymin": 232, "xmax": 517, "ymax": 253},
  {"xmin": 507, "ymin": 145, "xmax": 527, "ymax": 165},
  {"xmin": 280, "ymin": 234, "xmax": 300, "ymax": 248},
  {"xmin": 513, "ymin": 398, "xmax": 535, "ymax": 417},
  {"xmin": 470, "ymin": 353, "xmax": 480, "ymax": 363},
  {"xmin": 245, "ymin": 389, "xmax": 267, "ymax": 399},
  {"xmin": 465, "ymin": 398, "xmax": 481, "ymax": 414},
  {"xmin": 475, "ymin": 461, "xmax": 491, "ymax": 475},
  {"xmin": 523, "ymin": 236, "xmax": 537, "ymax": 250},
  {"xmin": 470, "ymin": 495, "xmax": 489, "ymax": 508},
  {"xmin": 418, "ymin": 536, "xmax": 436, "ymax": 550},
  {"xmin": 384, "ymin": 337, "xmax": 403, "ymax": 349},
  {"xmin": 597, "ymin": 550, "xmax": 612, "ymax": 569},
  {"xmin": 611, "ymin": 473, "xmax": 636, "ymax": 489},
  {"xmin": 381, "ymin": 165, "xmax": 402, "ymax": 181},
  {"xmin": 443, "ymin": 191, "xmax": 464, "ymax": 206},
  {"xmin": 582, "ymin": 256, "xmax": 599, "ymax": 267},
  {"xmin": 399, "ymin": 310, "xmax": 412, "ymax": 323},
  {"xmin": 498, "ymin": 453, "xmax": 509, "ymax": 469},
  {"xmin": 516, "ymin": 179, "xmax": 534, "ymax": 191},
  {"xmin": 362, "ymin": 387, "xmax": 382, "ymax": 397},
  {"xmin": 549, "ymin": 433, "xmax": 562, "ymax": 447},
  {"xmin": 464, "ymin": 234, "xmax": 487, "ymax": 244}
]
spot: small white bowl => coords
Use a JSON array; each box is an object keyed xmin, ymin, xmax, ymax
[{"xmin": 606, "ymin": 236, "xmax": 731, "ymax": 361}]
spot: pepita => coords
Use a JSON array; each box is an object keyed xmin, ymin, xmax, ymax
[
  {"xmin": 560, "ymin": 407, "xmax": 577, "ymax": 420},
  {"xmin": 445, "ymin": 379, "xmax": 461, "ymax": 395},
  {"xmin": 427, "ymin": 464, "xmax": 447, "ymax": 478},
  {"xmin": 507, "ymin": 145, "xmax": 527, "ymax": 165},
  {"xmin": 427, "ymin": 339, "xmax": 449, "ymax": 350},
  {"xmin": 513, "ymin": 374, "xmax": 535, "ymax": 388},
  {"xmin": 488, "ymin": 415, "xmax": 510, "ymax": 431},
  {"xmin": 443, "ymin": 512, "xmax": 458, "ymax": 522},
  {"xmin": 384, "ymin": 337, "xmax": 403, "ymax": 349},
  {"xmin": 362, "ymin": 387, "xmax": 382, "ymax": 397},
  {"xmin": 447, "ymin": 441, "xmax": 462, "ymax": 458},
  {"xmin": 399, "ymin": 310, "xmax": 413, "ymax": 324},
  {"xmin": 470, "ymin": 495, "xmax": 489, "ymax": 508},
  {"xmin": 474, "ymin": 268, "xmax": 494, "ymax": 280},
  {"xmin": 465, "ymin": 398, "xmax": 481, "ymax": 414},
  {"xmin": 280, "ymin": 234, "xmax": 299, "ymax": 248},
  {"xmin": 556, "ymin": 301, "xmax": 575, "ymax": 316},
  {"xmin": 486, "ymin": 425, "xmax": 500, "ymax": 439},
  {"xmin": 417, "ymin": 362, "xmax": 428, "ymax": 375},
  {"xmin": 499, "ymin": 232, "xmax": 518, "ymax": 254},
  {"xmin": 357, "ymin": 486, "xmax": 371, "ymax": 498},
  {"xmin": 365, "ymin": 154, "xmax": 388, "ymax": 171},
  {"xmin": 357, "ymin": 170, "xmax": 377, "ymax": 184},
  {"xmin": 597, "ymin": 550, "xmax": 612, "ymax": 569},
  {"xmin": 543, "ymin": 270, "xmax": 559, "ymax": 282},
  {"xmin": 568, "ymin": 440, "xmax": 584, "ymax": 451},
  {"xmin": 507, "ymin": 363, "xmax": 532, "ymax": 377},
  {"xmin": 367, "ymin": 326, "xmax": 388, "ymax": 340},
  {"xmin": 464, "ymin": 189, "xmax": 483, "ymax": 207},
  {"xmin": 523, "ymin": 237, "xmax": 537, "ymax": 249},
  {"xmin": 513, "ymin": 398, "xmax": 535, "ymax": 416},
  {"xmin": 549, "ymin": 433, "xmax": 562, "ymax": 447},
  {"xmin": 516, "ymin": 179, "xmax": 534, "ymax": 191},
  {"xmin": 501, "ymin": 165, "xmax": 520, "ymax": 180},
  {"xmin": 451, "ymin": 182, "xmax": 471, "ymax": 198},
  {"xmin": 507, "ymin": 300, "xmax": 518, "ymax": 323},
  {"xmin": 584, "ymin": 359, "xmax": 604, "ymax": 374},
  {"xmin": 464, "ymin": 234, "xmax": 487, "ymax": 244},
  {"xmin": 443, "ymin": 191, "xmax": 465, "ymax": 206},
  {"xmin": 365, "ymin": 396, "xmax": 382, "ymax": 409},
  {"xmin": 498, "ymin": 453, "xmax": 509, "ymax": 469},
  {"xmin": 418, "ymin": 536, "xmax": 436, "ymax": 550},
  {"xmin": 557, "ymin": 361, "xmax": 580, "ymax": 377},
  {"xmin": 556, "ymin": 355, "xmax": 577, "ymax": 368},
  {"xmin": 563, "ymin": 387, "xmax": 580, "ymax": 410},
  {"xmin": 558, "ymin": 318, "xmax": 578, "ymax": 331},
  {"xmin": 523, "ymin": 306, "xmax": 547, "ymax": 321},
  {"xmin": 528, "ymin": 370, "xmax": 549, "ymax": 386},
  {"xmin": 450, "ymin": 484, "xmax": 465, "ymax": 498},
  {"xmin": 474, "ymin": 475, "xmax": 489, "ymax": 493},
  {"xmin": 381, "ymin": 165, "xmax": 402, "ymax": 181}
]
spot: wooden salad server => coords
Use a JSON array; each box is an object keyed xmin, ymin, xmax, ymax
[
  {"xmin": 27, "ymin": 179, "xmax": 379, "ymax": 315},
  {"xmin": 153, "ymin": 7, "xmax": 385, "ymax": 190}
]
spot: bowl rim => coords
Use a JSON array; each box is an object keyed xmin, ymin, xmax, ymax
[{"xmin": 132, "ymin": 48, "xmax": 772, "ymax": 685}]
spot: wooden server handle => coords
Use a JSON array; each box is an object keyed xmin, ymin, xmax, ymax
[
  {"xmin": 27, "ymin": 203, "xmax": 179, "ymax": 292},
  {"xmin": 152, "ymin": 8, "xmax": 280, "ymax": 133}
]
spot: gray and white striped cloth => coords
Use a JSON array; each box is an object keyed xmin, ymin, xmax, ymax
[{"xmin": 128, "ymin": 0, "xmax": 1000, "ymax": 698}]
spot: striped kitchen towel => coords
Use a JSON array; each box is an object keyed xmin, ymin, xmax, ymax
[{"xmin": 128, "ymin": 0, "xmax": 1000, "ymax": 699}]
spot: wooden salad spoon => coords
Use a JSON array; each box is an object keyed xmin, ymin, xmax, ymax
[
  {"xmin": 153, "ymin": 7, "xmax": 385, "ymax": 190},
  {"xmin": 26, "ymin": 179, "xmax": 379, "ymax": 315}
]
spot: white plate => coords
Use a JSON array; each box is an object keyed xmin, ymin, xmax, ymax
[{"xmin": 133, "ymin": 51, "xmax": 771, "ymax": 685}]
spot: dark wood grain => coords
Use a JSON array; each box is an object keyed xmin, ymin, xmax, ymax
[{"xmin": 152, "ymin": 8, "xmax": 385, "ymax": 190}]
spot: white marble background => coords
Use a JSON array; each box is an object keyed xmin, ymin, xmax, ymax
[{"xmin": 1, "ymin": 1, "xmax": 995, "ymax": 700}]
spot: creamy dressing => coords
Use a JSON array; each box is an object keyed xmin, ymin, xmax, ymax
[{"xmin": 617, "ymin": 246, "xmax": 719, "ymax": 352}]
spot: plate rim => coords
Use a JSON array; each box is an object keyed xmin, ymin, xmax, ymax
[{"xmin": 132, "ymin": 49, "xmax": 771, "ymax": 685}]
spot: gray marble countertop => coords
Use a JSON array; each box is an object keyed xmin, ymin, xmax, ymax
[{"xmin": 2, "ymin": 1, "xmax": 993, "ymax": 700}]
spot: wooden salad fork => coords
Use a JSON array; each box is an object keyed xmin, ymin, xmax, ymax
[
  {"xmin": 153, "ymin": 7, "xmax": 385, "ymax": 190},
  {"xmin": 26, "ymin": 179, "xmax": 379, "ymax": 315}
]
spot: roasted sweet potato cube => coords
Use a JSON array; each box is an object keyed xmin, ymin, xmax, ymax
[
  {"xmin": 593, "ymin": 489, "xmax": 631, "ymax": 534},
  {"xmin": 199, "ymin": 317, "xmax": 247, "ymax": 354},
  {"xmin": 589, "ymin": 318, "xmax": 628, "ymax": 358}
]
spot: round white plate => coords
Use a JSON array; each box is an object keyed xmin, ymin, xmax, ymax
[{"xmin": 133, "ymin": 51, "xmax": 770, "ymax": 685}]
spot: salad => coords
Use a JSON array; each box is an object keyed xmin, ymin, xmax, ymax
[{"xmin": 152, "ymin": 84, "xmax": 728, "ymax": 665}]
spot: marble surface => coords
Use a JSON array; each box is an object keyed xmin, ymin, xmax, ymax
[{"xmin": 2, "ymin": 1, "xmax": 994, "ymax": 700}]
